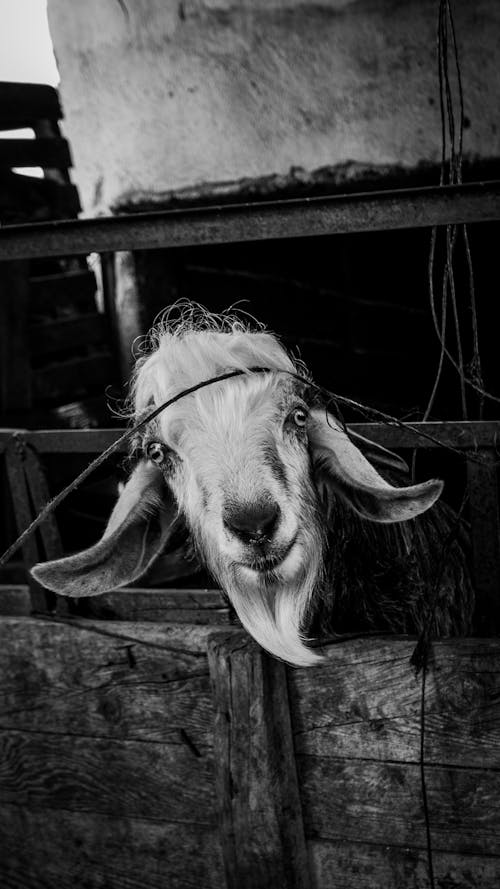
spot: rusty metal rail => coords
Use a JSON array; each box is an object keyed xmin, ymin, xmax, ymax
[{"xmin": 1, "ymin": 180, "xmax": 500, "ymax": 260}]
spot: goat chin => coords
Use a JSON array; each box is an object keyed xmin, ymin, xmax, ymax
[{"xmin": 210, "ymin": 538, "xmax": 325, "ymax": 667}]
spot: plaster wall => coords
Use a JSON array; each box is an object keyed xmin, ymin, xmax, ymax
[{"xmin": 48, "ymin": 0, "xmax": 500, "ymax": 215}]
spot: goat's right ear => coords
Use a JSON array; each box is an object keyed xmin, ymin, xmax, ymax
[{"xmin": 31, "ymin": 461, "xmax": 178, "ymax": 597}]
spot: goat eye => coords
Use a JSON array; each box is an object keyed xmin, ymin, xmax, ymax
[
  {"xmin": 291, "ymin": 408, "xmax": 308, "ymax": 428},
  {"xmin": 146, "ymin": 441, "xmax": 167, "ymax": 465}
]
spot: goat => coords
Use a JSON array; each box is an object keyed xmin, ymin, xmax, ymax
[{"xmin": 33, "ymin": 307, "xmax": 473, "ymax": 666}]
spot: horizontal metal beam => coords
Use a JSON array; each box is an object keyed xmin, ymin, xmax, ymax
[
  {"xmin": 1, "ymin": 421, "xmax": 499, "ymax": 455},
  {"xmin": 1, "ymin": 181, "xmax": 500, "ymax": 260}
]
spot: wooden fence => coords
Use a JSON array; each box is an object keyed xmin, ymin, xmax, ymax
[
  {"xmin": 0, "ymin": 420, "xmax": 500, "ymax": 887},
  {"xmin": 1, "ymin": 181, "xmax": 500, "ymax": 886}
]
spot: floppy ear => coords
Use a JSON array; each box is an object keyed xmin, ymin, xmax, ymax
[
  {"xmin": 31, "ymin": 461, "xmax": 178, "ymax": 597},
  {"xmin": 346, "ymin": 428, "xmax": 410, "ymax": 478},
  {"xmin": 309, "ymin": 409, "xmax": 443, "ymax": 523}
]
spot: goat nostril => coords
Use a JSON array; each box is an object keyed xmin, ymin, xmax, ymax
[{"xmin": 224, "ymin": 501, "xmax": 280, "ymax": 543}]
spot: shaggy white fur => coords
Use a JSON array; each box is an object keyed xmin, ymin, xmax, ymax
[{"xmin": 32, "ymin": 304, "xmax": 443, "ymax": 666}]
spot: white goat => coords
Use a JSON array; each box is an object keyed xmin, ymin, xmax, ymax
[{"xmin": 33, "ymin": 309, "xmax": 472, "ymax": 666}]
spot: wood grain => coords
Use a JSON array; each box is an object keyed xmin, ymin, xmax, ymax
[
  {"xmin": 298, "ymin": 755, "xmax": 500, "ymax": 854},
  {"xmin": 308, "ymin": 839, "xmax": 500, "ymax": 889},
  {"xmin": 0, "ymin": 617, "xmax": 220, "ymax": 746},
  {"xmin": 208, "ymin": 630, "xmax": 311, "ymax": 889},
  {"xmin": 82, "ymin": 587, "xmax": 231, "ymax": 624},
  {"xmin": 289, "ymin": 637, "xmax": 500, "ymax": 768},
  {"xmin": 0, "ymin": 729, "xmax": 216, "ymax": 824},
  {"xmin": 0, "ymin": 805, "xmax": 225, "ymax": 889}
]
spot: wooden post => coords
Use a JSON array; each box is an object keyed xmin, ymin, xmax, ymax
[
  {"xmin": 467, "ymin": 448, "xmax": 500, "ymax": 633},
  {"xmin": 4, "ymin": 437, "xmax": 60, "ymax": 613},
  {"xmin": 207, "ymin": 630, "xmax": 311, "ymax": 889}
]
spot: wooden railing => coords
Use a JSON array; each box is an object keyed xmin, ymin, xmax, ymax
[{"xmin": 1, "ymin": 421, "xmax": 499, "ymax": 629}]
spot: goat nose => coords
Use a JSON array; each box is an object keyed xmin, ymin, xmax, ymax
[{"xmin": 224, "ymin": 501, "xmax": 280, "ymax": 543}]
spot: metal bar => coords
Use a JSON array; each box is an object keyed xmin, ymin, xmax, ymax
[
  {"xmin": 1, "ymin": 421, "xmax": 499, "ymax": 455},
  {"xmin": 1, "ymin": 181, "xmax": 500, "ymax": 261}
]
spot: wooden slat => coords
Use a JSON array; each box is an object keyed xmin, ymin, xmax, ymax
[
  {"xmin": 33, "ymin": 353, "xmax": 115, "ymax": 401},
  {"xmin": 0, "ymin": 729, "xmax": 217, "ymax": 824},
  {"xmin": 0, "ymin": 170, "xmax": 81, "ymax": 222},
  {"xmin": 29, "ymin": 314, "xmax": 107, "ymax": 357},
  {"xmin": 0, "ymin": 807, "xmax": 225, "ymax": 889},
  {"xmin": 0, "ymin": 585, "xmax": 31, "ymax": 616},
  {"xmin": 4, "ymin": 439, "xmax": 56, "ymax": 612},
  {"xmin": 289, "ymin": 637, "xmax": 500, "ymax": 769},
  {"xmin": 0, "ymin": 82, "xmax": 62, "ymax": 127},
  {"xmin": 22, "ymin": 445, "xmax": 63, "ymax": 562},
  {"xmin": 0, "ymin": 137, "xmax": 72, "ymax": 170},
  {"xmin": 1, "ymin": 421, "xmax": 499, "ymax": 456},
  {"xmin": 0, "ymin": 617, "xmax": 219, "ymax": 745},
  {"xmin": 208, "ymin": 630, "xmax": 311, "ymax": 889},
  {"xmin": 30, "ymin": 269, "xmax": 97, "ymax": 317},
  {"xmin": 299, "ymin": 756, "xmax": 500, "ymax": 854},
  {"xmin": 80, "ymin": 587, "xmax": 231, "ymax": 623},
  {"xmin": 309, "ymin": 839, "xmax": 500, "ymax": 889}
]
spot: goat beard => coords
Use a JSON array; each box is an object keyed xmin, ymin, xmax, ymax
[{"xmin": 194, "ymin": 521, "xmax": 326, "ymax": 666}]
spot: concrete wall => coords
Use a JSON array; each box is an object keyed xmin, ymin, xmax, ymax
[{"xmin": 48, "ymin": 0, "xmax": 500, "ymax": 215}]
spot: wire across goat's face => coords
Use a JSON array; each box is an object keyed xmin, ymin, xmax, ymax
[{"xmin": 144, "ymin": 374, "xmax": 325, "ymax": 593}]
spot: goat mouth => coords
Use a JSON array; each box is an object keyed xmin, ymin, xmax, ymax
[{"xmin": 239, "ymin": 536, "xmax": 298, "ymax": 574}]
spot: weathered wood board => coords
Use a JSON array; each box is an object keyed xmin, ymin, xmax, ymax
[
  {"xmin": 289, "ymin": 636, "xmax": 500, "ymax": 887},
  {"xmin": 1, "ymin": 616, "xmax": 500, "ymax": 888}
]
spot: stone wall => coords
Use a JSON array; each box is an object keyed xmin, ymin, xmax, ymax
[{"xmin": 48, "ymin": 0, "xmax": 500, "ymax": 215}]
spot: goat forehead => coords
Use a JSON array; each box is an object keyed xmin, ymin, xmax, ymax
[{"xmin": 161, "ymin": 375, "xmax": 294, "ymax": 443}]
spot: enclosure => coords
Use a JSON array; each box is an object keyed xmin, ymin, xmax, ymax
[{"xmin": 1, "ymin": 165, "xmax": 500, "ymax": 888}]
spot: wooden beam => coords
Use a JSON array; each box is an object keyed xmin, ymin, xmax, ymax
[
  {"xmin": 0, "ymin": 181, "xmax": 499, "ymax": 260},
  {"xmin": 1, "ymin": 421, "xmax": 499, "ymax": 455},
  {"xmin": 0, "ymin": 82, "xmax": 62, "ymax": 128},
  {"xmin": 208, "ymin": 630, "xmax": 311, "ymax": 889},
  {"xmin": 0, "ymin": 138, "xmax": 72, "ymax": 170}
]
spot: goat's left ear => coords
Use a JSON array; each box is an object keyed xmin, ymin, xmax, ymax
[
  {"xmin": 309, "ymin": 409, "xmax": 443, "ymax": 523},
  {"xmin": 31, "ymin": 460, "xmax": 178, "ymax": 597}
]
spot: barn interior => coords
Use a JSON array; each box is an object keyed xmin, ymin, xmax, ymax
[{"xmin": 1, "ymin": 2, "xmax": 500, "ymax": 888}]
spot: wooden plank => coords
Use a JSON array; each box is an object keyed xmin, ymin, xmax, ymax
[
  {"xmin": 1, "ymin": 180, "xmax": 500, "ymax": 260},
  {"xmin": 0, "ymin": 170, "xmax": 80, "ymax": 223},
  {"xmin": 29, "ymin": 313, "xmax": 107, "ymax": 357},
  {"xmin": 0, "ymin": 729, "xmax": 217, "ymax": 824},
  {"xmin": 0, "ymin": 617, "xmax": 220, "ymax": 745},
  {"xmin": 30, "ymin": 268, "xmax": 97, "ymax": 317},
  {"xmin": 22, "ymin": 445, "xmax": 63, "ymax": 561},
  {"xmin": 1, "ymin": 421, "xmax": 499, "ymax": 455},
  {"xmin": 33, "ymin": 353, "xmax": 115, "ymax": 401},
  {"xmin": 0, "ymin": 137, "xmax": 72, "ymax": 169},
  {"xmin": 467, "ymin": 449, "xmax": 500, "ymax": 633},
  {"xmin": 298, "ymin": 755, "xmax": 500, "ymax": 855},
  {"xmin": 308, "ymin": 839, "xmax": 500, "ymax": 889},
  {"xmin": 0, "ymin": 806, "xmax": 225, "ymax": 889},
  {"xmin": 0, "ymin": 82, "xmax": 62, "ymax": 126},
  {"xmin": 289, "ymin": 637, "xmax": 500, "ymax": 769},
  {"xmin": 208, "ymin": 629, "xmax": 311, "ymax": 889},
  {"xmin": 0, "ymin": 585, "xmax": 31, "ymax": 616},
  {"xmin": 4, "ymin": 439, "xmax": 57, "ymax": 612},
  {"xmin": 81, "ymin": 587, "xmax": 231, "ymax": 623}
]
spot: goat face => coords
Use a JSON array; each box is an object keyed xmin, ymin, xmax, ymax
[
  {"xmin": 32, "ymin": 320, "xmax": 443, "ymax": 666},
  {"xmin": 157, "ymin": 374, "xmax": 323, "ymax": 593}
]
